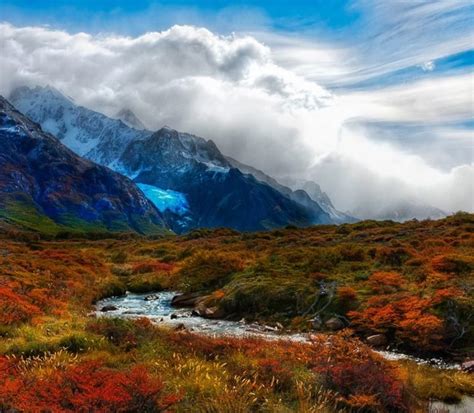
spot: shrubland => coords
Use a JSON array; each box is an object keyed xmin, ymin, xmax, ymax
[{"xmin": 0, "ymin": 213, "xmax": 473, "ymax": 411}]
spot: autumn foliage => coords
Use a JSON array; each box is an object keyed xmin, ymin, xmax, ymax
[
  {"xmin": 0, "ymin": 357, "xmax": 179, "ymax": 412},
  {"xmin": 0, "ymin": 213, "xmax": 472, "ymax": 411}
]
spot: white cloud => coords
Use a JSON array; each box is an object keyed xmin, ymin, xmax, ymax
[
  {"xmin": 0, "ymin": 22, "xmax": 472, "ymax": 216},
  {"xmin": 259, "ymin": 0, "xmax": 473, "ymax": 87},
  {"xmin": 420, "ymin": 61, "xmax": 435, "ymax": 72}
]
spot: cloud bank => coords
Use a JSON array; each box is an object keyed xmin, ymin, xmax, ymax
[{"xmin": 0, "ymin": 22, "xmax": 472, "ymax": 215}]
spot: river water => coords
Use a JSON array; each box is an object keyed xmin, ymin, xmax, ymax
[
  {"xmin": 96, "ymin": 291, "xmax": 473, "ymax": 413},
  {"xmin": 96, "ymin": 291, "xmax": 308, "ymax": 341},
  {"xmin": 96, "ymin": 291, "xmax": 461, "ymax": 367}
]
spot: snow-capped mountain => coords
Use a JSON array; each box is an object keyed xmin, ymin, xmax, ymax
[
  {"xmin": 10, "ymin": 86, "xmax": 150, "ymax": 166},
  {"xmin": 9, "ymin": 85, "xmax": 334, "ymax": 232},
  {"xmin": 0, "ymin": 95, "xmax": 166, "ymax": 234},
  {"xmin": 116, "ymin": 127, "xmax": 331, "ymax": 232},
  {"xmin": 278, "ymin": 177, "xmax": 356, "ymax": 224},
  {"xmin": 115, "ymin": 108, "xmax": 146, "ymax": 130}
]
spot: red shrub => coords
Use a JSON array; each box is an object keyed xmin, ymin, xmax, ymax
[
  {"xmin": 132, "ymin": 261, "xmax": 174, "ymax": 275},
  {"xmin": 368, "ymin": 271, "xmax": 404, "ymax": 293},
  {"xmin": 0, "ymin": 358, "xmax": 179, "ymax": 413},
  {"xmin": 0, "ymin": 284, "xmax": 41, "ymax": 324}
]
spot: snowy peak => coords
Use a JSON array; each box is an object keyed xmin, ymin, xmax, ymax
[
  {"xmin": 151, "ymin": 127, "xmax": 230, "ymax": 168},
  {"xmin": 117, "ymin": 126, "xmax": 231, "ymax": 178},
  {"xmin": 11, "ymin": 85, "xmax": 74, "ymax": 106},
  {"xmin": 115, "ymin": 108, "xmax": 146, "ymax": 130},
  {"xmin": 9, "ymin": 85, "xmax": 150, "ymax": 164}
]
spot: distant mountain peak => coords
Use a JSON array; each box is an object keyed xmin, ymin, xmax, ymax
[
  {"xmin": 11, "ymin": 85, "xmax": 74, "ymax": 106},
  {"xmin": 115, "ymin": 108, "xmax": 146, "ymax": 130},
  {"xmin": 10, "ymin": 85, "xmax": 150, "ymax": 164}
]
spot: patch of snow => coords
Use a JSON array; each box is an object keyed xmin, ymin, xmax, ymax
[{"xmin": 203, "ymin": 162, "xmax": 229, "ymax": 173}]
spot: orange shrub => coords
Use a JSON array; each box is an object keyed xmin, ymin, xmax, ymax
[
  {"xmin": 0, "ymin": 358, "xmax": 180, "ymax": 413},
  {"xmin": 337, "ymin": 286, "xmax": 357, "ymax": 302},
  {"xmin": 368, "ymin": 271, "xmax": 404, "ymax": 293},
  {"xmin": 132, "ymin": 260, "xmax": 174, "ymax": 275},
  {"xmin": 0, "ymin": 284, "xmax": 41, "ymax": 325}
]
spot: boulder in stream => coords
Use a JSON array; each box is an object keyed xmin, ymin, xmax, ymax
[
  {"xmin": 174, "ymin": 323, "xmax": 186, "ymax": 331},
  {"xmin": 195, "ymin": 301, "xmax": 225, "ymax": 319},
  {"xmin": 100, "ymin": 305, "xmax": 118, "ymax": 312},
  {"xmin": 366, "ymin": 334, "xmax": 387, "ymax": 347},
  {"xmin": 144, "ymin": 294, "xmax": 159, "ymax": 301},
  {"xmin": 171, "ymin": 292, "xmax": 203, "ymax": 307}
]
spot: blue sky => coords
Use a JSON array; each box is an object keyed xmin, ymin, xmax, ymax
[
  {"xmin": 2, "ymin": 1, "xmax": 360, "ymax": 34},
  {"xmin": 0, "ymin": 1, "xmax": 473, "ymax": 213}
]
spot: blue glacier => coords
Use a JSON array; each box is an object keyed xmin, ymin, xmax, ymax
[{"xmin": 137, "ymin": 183, "xmax": 189, "ymax": 215}]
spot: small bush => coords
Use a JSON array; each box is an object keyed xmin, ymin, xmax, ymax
[{"xmin": 110, "ymin": 250, "xmax": 128, "ymax": 264}]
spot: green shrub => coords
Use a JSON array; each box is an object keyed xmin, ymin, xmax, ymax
[
  {"xmin": 110, "ymin": 250, "xmax": 128, "ymax": 264},
  {"xmin": 58, "ymin": 333, "xmax": 91, "ymax": 353}
]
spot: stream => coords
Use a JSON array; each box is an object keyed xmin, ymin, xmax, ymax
[
  {"xmin": 96, "ymin": 291, "xmax": 473, "ymax": 413},
  {"xmin": 96, "ymin": 291, "xmax": 462, "ymax": 368},
  {"xmin": 96, "ymin": 291, "xmax": 307, "ymax": 341}
]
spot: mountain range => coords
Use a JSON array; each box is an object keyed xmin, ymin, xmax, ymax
[
  {"xmin": 0, "ymin": 95, "xmax": 166, "ymax": 234},
  {"xmin": 10, "ymin": 86, "xmax": 350, "ymax": 233},
  {"xmin": 6, "ymin": 85, "xmax": 446, "ymax": 234}
]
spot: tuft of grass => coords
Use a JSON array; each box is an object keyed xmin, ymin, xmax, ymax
[{"xmin": 402, "ymin": 361, "xmax": 474, "ymax": 403}]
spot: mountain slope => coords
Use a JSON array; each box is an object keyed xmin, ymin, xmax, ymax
[
  {"xmin": 117, "ymin": 127, "xmax": 330, "ymax": 232},
  {"xmin": 10, "ymin": 86, "xmax": 333, "ymax": 232},
  {"xmin": 227, "ymin": 158, "xmax": 356, "ymax": 224},
  {"xmin": 115, "ymin": 108, "xmax": 146, "ymax": 130},
  {"xmin": 0, "ymin": 96, "xmax": 167, "ymax": 234}
]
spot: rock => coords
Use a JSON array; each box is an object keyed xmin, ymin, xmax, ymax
[
  {"xmin": 311, "ymin": 316, "xmax": 322, "ymax": 330},
  {"xmin": 174, "ymin": 323, "xmax": 186, "ymax": 331},
  {"xmin": 100, "ymin": 305, "xmax": 118, "ymax": 312},
  {"xmin": 275, "ymin": 322, "xmax": 284, "ymax": 330},
  {"xmin": 325, "ymin": 316, "xmax": 344, "ymax": 331},
  {"xmin": 144, "ymin": 294, "xmax": 159, "ymax": 301},
  {"xmin": 461, "ymin": 360, "xmax": 474, "ymax": 373},
  {"xmin": 171, "ymin": 292, "xmax": 203, "ymax": 307},
  {"xmin": 194, "ymin": 301, "xmax": 225, "ymax": 319},
  {"xmin": 170, "ymin": 313, "xmax": 178, "ymax": 319},
  {"xmin": 366, "ymin": 334, "xmax": 387, "ymax": 347},
  {"xmin": 191, "ymin": 310, "xmax": 200, "ymax": 317}
]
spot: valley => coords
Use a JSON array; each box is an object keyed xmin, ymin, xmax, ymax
[{"xmin": 0, "ymin": 214, "xmax": 473, "ymax": 411}]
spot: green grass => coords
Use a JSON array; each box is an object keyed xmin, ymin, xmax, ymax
[{"xmin": 0, "ymin": 195, "xmax": 63, "ymax": 234}]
